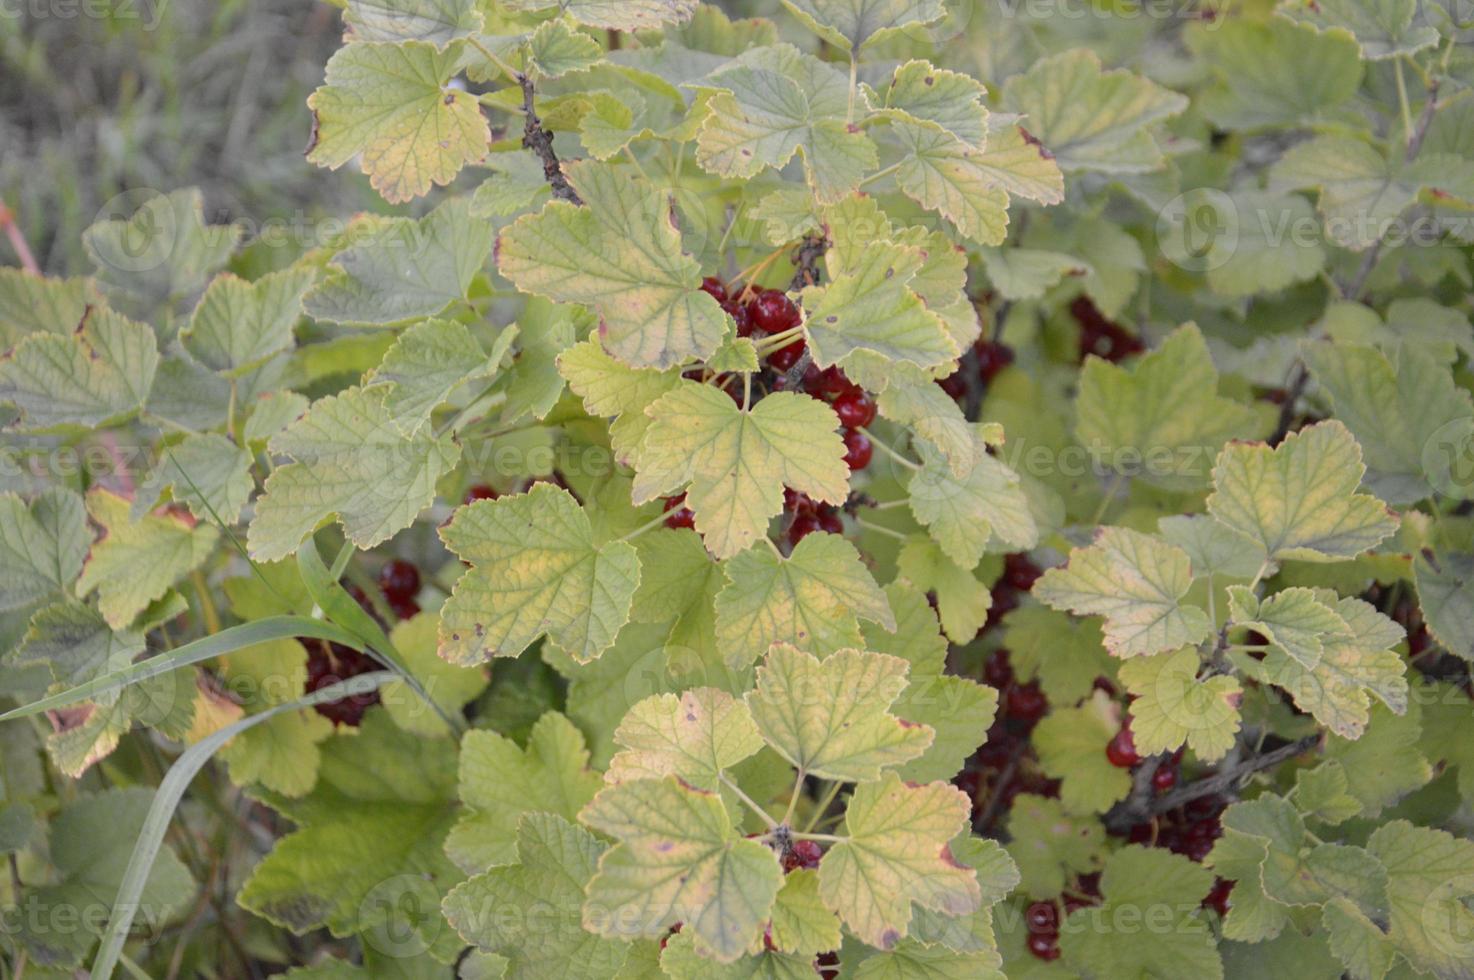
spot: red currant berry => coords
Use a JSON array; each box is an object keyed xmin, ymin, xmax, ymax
[
  {"xmin": 1027, "ymin": 933, "xmax": 1061, "ymax": 961},
  {"xmin": 388, "ymin": 597, "xmax": 421, "ymax": 621},
  {"xmin": 832, "ymin": 389, "xmax": 877, "ymax": 429},
  {"xmin": 1025, "ymin": 901, "xmax": 1059, "ymax": 934},
  {"xmin": 975, "ymin": 341, "xmax": 1015, "ymax": 383},
  {"xmin": 1003, "ymin": 553, "xmax": 1041, "ymax": 592},
  {"xmin": 729, "ymin": 302, "xmax": 757, "ymax": 338},
  {"xmin": 463, "ymin": 483, "xmax": 498, "ymax": 504},
  {"xmin": 378, "ymin": 559, "xmax": 420, "ymax": 603},
  {"xmin": 750, "ymin": 288, "xmax": 801, "ymax": 333},
  {"xmin": 1203, "ymin": 878, "xmax": 1233, "ymax": 916},
  {"xmin": 983, "ymin": 649, "xmax": 1013, "ymax": 688},
  {"xmin": 1006, "ymin": 682, "xmax": 1048, "ymax": 722},
  {"xmin": 1152, "ymin": 764, "xmax": 1178, "ymax": 791},
  {"xmin": 663, "ymin": 495, "xmax": 696, "ymax": 530},
  {"xmin": 767, "ymin": 339, "xmax": 806, "ymax": 372},
  {"xmin": 304, "ymin": 641, "xmax": 382, "ymax": 726},
  {"xmin": 784, "ymin": 488, "xmax": 816, "ymax": 515},
  {"xmin": 817, "ymin": 507, "xmax": 844, "ymax": 535},
  {"xmin": 813, "ymin": 367, "xmax": 856, "ymax": 400},
  {"xmin": 785, "ymin": 839, "xmax": 823, "ymax": 871},
  {"xmin": 787, "ymin": 511, "xmax": 822, "ymax": 546},
  {"xmin": 1106, "ymin": 727, "xmax": 1141, "ymax": 768},
  {"xmin": 842, "ymin": 429, "xmax": 873, "ymax": 471},
  {"xmin": 700, "ymin": 276, "xmax": 728, "ymax": 304},
  {"xmin": 937, "ymin": 370, "xmax": 967, "ymax": 400}
]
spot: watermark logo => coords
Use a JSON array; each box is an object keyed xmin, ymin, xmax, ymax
[
  {"xmin": 1157, "ymin": 189, "xmax": 1237, "ymax": 273},
  {"xmin": 1422, "ymin": 417, "xmax": 1474, "ymax": 500}
]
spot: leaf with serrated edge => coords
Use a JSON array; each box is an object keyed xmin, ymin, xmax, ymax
[
  {"xmin": 608, "ymin": 688, "xmax": 763, "ymax": 789},
  {"xmin": 558, "ymin": 338, "xmax": 683, "ymax": 464},
  {"xmin": 438, "ymin": 484, "xmax": 639, "ymax": 664},
  {"xmin": 714, "ymin": 532, "xmax": 893, "ymax": 668},
  {"xmin": 1118, "ymin": 649, "xmax": 1242, "ymax": 762},
  {"xmin": 864, "ymin": 60, "xmax": 987, "ymax": 145},
  {"xmin": 505, "ymin": 0, "xmax": 697, "ymax": 29},
  {"xmin": 1034, "ymin": 527, "xmax": 1212, "ymax": 658},
  {"xmin": 1227, "ymin": 585, "xmax": 1352, "ymax": 668},
  {"xmin": 1005, "ymin": 794, "xmax": 1105, "ymax": 899},
  {"xmin": 133, "ymin": 433, "xmax": 254, "ymax": 525},
  {"xmin": 635, "ymin": 382, "xmax": 848, "ymax": 560},
  {"xmin": 891, "ymin": 119, "xmax": 1010, "ymax": 246},
  {"xmin": 0, "ymin": 488, "xmax": 88, "ymax": 613},
  {"xmin": 499, "ymin": 161, "xmax": 727, "ymax": 369},
  {"xmin": 77, "ymin": 489, "xmax": 218, "ymax": 630},
  {"xmin": 770, "ymin": 868, "xmax": 841, "ymax": 955},
  {"xmin": 746, "ymin": 644, "xmax": 932, "ymax": 782},
  {"xmin": 896, "ymin": 536, "xmax": 990, "ymax": 645},
  {"xmin": 780, "ymin": 0, "xmax": 945, "ymax": 51},
  {"xmin": 364, "ymin": 317, "xmax": 499, "ymax": 434},
  {"xmin": 579, "ymin": 775, "xmax": 783, "ymax": 962},
  {"xmin": 907, "ymin": 433, "xmax": 1036, "ymax": 569},
  {"xmin": 818, "ymin": 773, "xmax": 978, "ymax": 948},
  {"xmin": 1032, "ymin": 691, "xmax": 1133, "ymax": 814},
  {"xmin": 1367, "ymin": 820, "xmax": 1474, "ymax": 979},
  {"xmin": 181, "ymin": 268, "xmax": 314, "ymax": 376}
]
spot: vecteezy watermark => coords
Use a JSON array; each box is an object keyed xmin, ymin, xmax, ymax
[
  {"xmin": 358, "ymin": 874, "xmax": 444, "ymax": 959},
  {"xmin": 1422, "ymin": 417, "xmax": 1474, "ymax": 501},
  {"xmin": 0, "ymin": 0, "xmax": 168, "ymax": 29}
]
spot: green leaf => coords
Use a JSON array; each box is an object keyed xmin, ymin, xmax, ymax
[
  {"xmin": 1241, "ymin": 593, "xmax": 1407, "ymax": 740},
  {"xmin": 964, "ymin": 121, "xmax": 1065, "ymax": 204},
  {"xmin": 864, "ymin": 582, "xmax": 998, "ymax": 783},
  {"xmin": 771, "ymin": 868, "xmax": 842, "ymax": 955},
  {"xmin": 628, "ymin": 528, "xmax": 723, "ymax": 674},
  {"xmin": 799, "ymin": 236, "xmax": 958, "ymax": 371},
  {"xmin": 505, "ymin": 0, "xmax": 698, "ymax": 29},
  {"xmin": 1279, "ymin": 0, "xmax": 1439, "ymax": 60},
  {"xmin": 780, "ymin": 0, "xmax": 945, "ymax": 51},
  {"xmin": 1207, "ymin": 420, "xmax": 1399, "ymax": 564},
  {"xmin": 714, "ymin": 532, "xmax": 893, "ymax": 668},
  {"xmin": 1157, "ymin": 514, "xmax": 1264, "ymax": 580},
  {"xmin": 76, "ymin": 489, "xmax": 218, "ymax": 630},
  {"xmin": 527, "ymin": 19, "xmax": 604, "ymax": 77},
  {"xmin": 1032, "ymin": 691, "xmax": 1133, "ymax": 814},
  {"xmin": 1035, "ymin": 527, "xmax": 1212, "ymax": 658},
  {"xmin": 558, "ymin": 338, "xmax": 683, "ymax": 464},
  {"xmin": 1004, "ymin": 794, "xmax": 1104, "ymax": 900},
  {"xmin": 660, "ymin": 931, "xmax": 816, "ymax": 979},
  {"xmin": 1187, "ymin": 18, "xmax": 1362, "ymax": 130},
  {"xmin": 304, "ymin": 199, "xmax": 496, "ymax": 326},
  {"xmin": 237, "ymin": 711, "xmax": 462, "ymax": 944},
  {"xmin": 380, "ymin": 612, "xmax": 489, "ymax": 736},
  {"xmin": 1303, "ymin": 340, "xmax": 1474, "ymax": 504},
  {"xmin": 874, "ymin": 367, "xmax": 978, "ymax": 477},
  {"xmin": 8, "ymin": 600, "xmax": 144, "ymax": 688},
  {"xmin": 342, "ymin": 0, "xmax": 482, "ymax": 43},
  {"xmin": 133, "ymin": 433, "xmax": 255, "ymax": 525},
  {"xmin": 864, "ymin": 59, "xmax": 988, "ymax": 145},
  {"xmin": 977, "ymin": 247, "xmax": 1088, "ymax": 302},
  {"xmin": 1076, "ymin": 324, "xmax": 1264, "ymax": 490},
  {"xmin": 896, "ymin": 536, "xmax": 991, "ymax": 644},
  {"xmin": 445, "ymin": 712, "xmax": 602, "ymax": 873},
  {"xmin": 1159, "ymin": 190, "xmax": 1327, "ymax": 298},
  {"xmin": 364, "ymin": 317, "xmax": 502, "ymax": 434},
  {"xmin": 906, "ymin": 835, "xmax": 1017, "ymax": 953},
  {"xmin": 608, "ymin": 687, "xmax": 763, "ymax": 789},
  {"xmin": 0, "ymin": 268, "xmax": 98, "ymax": 345},
  {"xmin": 1324, "ymin": 703, "xmax": 1429, "ymax": 815},
  {"xmin": 1059, "ymin": 846, "xmax": 1221, "ymax": 980},
  {"xmin": 1214, "ymin": 796, "xmax": 1387, "ymax": 910},
  {"xmin": 499, "ymin": 160, "xmax": 728, "ymax": 368},
  {"xmin": 890, "ymin": 119, "xmax": 1010, "ymax": 246},
  {"xmin": 248, "ymin": 385, "xmax": 462, "ymax": 561},
  {"xmin": 0, "ymin": 487, "xmax": 88, "ymax": 612},
  {"xmin": 1227, "ymin": 585, "xmax": 1352, "ymax": 668},
  {"xmin": 180, "ymin": 267, "xmax": 314, "ymax": 376},
  {"xmin": 83, "ymin": 187, "xmax": 240, "ymax": 313},
  {"xmin": 635, "ymin": 382, "xmax": 848, "ymax": 560},
  {"xmin": 218, "ymin": 638, "xmax": 335, "ymax": 797},
  {"xmin": 1368, "ymin": 819, "xmax": 1474, "ymax": 979},
  {"xmin": 907, "ymin": 433, "xmax": 1036, "ymax": 569},
  {"xmin": 693, "ymin": 45, "xmax": 877, "ymax": 203},
  {"xmin": 818, "ymin": 772, "xmax": 978, "ymax": 948},
  {"xmin": 1414, "ymin": 549, "xmax": 1474, "ymax": 662},
  {"xmin": 1294, "ymin": 761, "xmax": 1364, "ymax": 825},
  {"xmin": 1118, "ymin": 648, "xmax": 1242, "ymax": 762},
  {"xmin": 746, "ymin": 644, "xmax": 932, "ymax": 782},
  {"xmin": 580, "ymin": 774, "xmax": 784, "ymax": 962},
  {"xmin": 306, "ymin": 39, "xmax": 489, "ymax": 203},
  {"xmin": 1001, "ymin": 605, "xmax": 1113, "ymax": 707},
  {"xmin": 5, "ymin": 788, "xmax": 193, "ymax": 968},
  {"xmin": 0, "ymin": 304, "xmax": 158, "ymax": 432},
  {"xmin": 444, "ymin": 812, "xmax": 632, "ymax": 980},
  {"xmin": 502, "ymin": 299, "xmax": 582, "ymax": 423},
  {"xmin": 1002, "ymin": 50, "xmax": 1186, "ymax": 174},
  {"xmin": 438, "ymin": 484, "xmax": 639, "ymax": 664}
]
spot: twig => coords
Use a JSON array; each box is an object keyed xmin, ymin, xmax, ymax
[
  {"xmin": 1103, "ymin": 753, "xmax": 1168, "ymax": 833},
  {"xmin": 975, "ymin": 741, "xmax": 1028, "ymax": 836},
  {"xmin": 0, "ymin": 202, "xmax": 41, "ymax": 275},
  {"xmin": 778, "ymin": 234, "xmax": 829, "ymax": 391},
  {"xmin": 1149, "ymin": 734, "xmax": 1321, "ymax": 815},
  {"xmin": 518, "ymin": 74, "xmax": 581, "ymax": 205},
  {"xmin": 1269, "ymin": 363, "xmax": 1309, "ymax": 446}
]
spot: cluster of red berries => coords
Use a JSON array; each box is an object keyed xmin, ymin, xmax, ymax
[
  {"xmin": 937, "ymin": 337, "xmax": 1016, "ymax": 402},
  {"xmin": 1111, "ymin": 791, "xmax": 1234, "ymax": 916},
  {"xmin": 986, "ymin": 552, "xmax": 1043, "ymax": 632},
  {"xmin": 302, "ymin": 584, "xmax": 390, "ymax": 726},
  {"xmin": 701, "ymin": 276, "xmax": 876, "ymax": 472},
  {"xmin": 1021, "ymin": 872, "xmax": 1105, "ymax": 961},
  {"xmin": 378, "ymin": 558, "xmax": 421, "ymax": 621},
  {"xmin": 1071, "ymin": 296, "xmax": 1145, "ymax": 363}
]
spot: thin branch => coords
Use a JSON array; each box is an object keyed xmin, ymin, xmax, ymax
[
  {"xmin": 778, "ymin": 233, "xmax": 829, "ymax": 391},
  {"xmin": 518, "ymin": 74, "xmax": 582, "ymax": 205},
  {"xmin": 1103, "ymin": 753, "xmax": 1168, "ymax": 833},
  {"xmin": 1148, "ymin": 734, "xmax": 1321, "ymax": 816},
  {"xmin": 720, "ymin": 771, "xmax": 779, "ymax": 830},
  {"xmin": 0, "ymin": 202, "xmax": 41, "ymax": 275}
]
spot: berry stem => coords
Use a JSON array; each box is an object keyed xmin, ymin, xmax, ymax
[
  {"xmin": 802, "ymin": 780, "xmax": 843, "ymax": 834},
  {"xmin": 858, "ymin": 428, "xmax": 922, "ymax": 473},
  {"xmin": 854, "ymin": 517, "xmax": 908, "ymax": 542},
  {"xmin": 789, "ymin": 831, "xmax": 846, "ymax": 844},
  {"xmin": 754, "ymin": 325, "xmax": 805, "ymax": 352},
  {"xmin": 620, "ymin": 508, "xmax": 677, "ymax": 543},
  {"xmin": 718, "ymin": 772, "xmax": 779, "ymax": 830}
]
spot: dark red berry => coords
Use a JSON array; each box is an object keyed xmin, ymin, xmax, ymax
[
  {"xmin": 1003, "ymin": 553, "xmax": 1041, "ymax": 592},
  {"xmin": 832, "ymin": 389, "xmax": 877, "ymax": 429},
  {"xmin": 784, "ymin": 488, "xmax": 815, "ymax": 515},
  {"xmin": 983, "ymin": 649, "xmax": 1013, "ymax": 688},
  {"xmin": 463, "ymin": 483, "xmax": 498, "ymax": 504},
  {"xmin": 788, "ymin": 511, "xmax": 822, "ymax": 545},
  {"xmin": 975, "ymin": 341, "xmax": 1014, "ymax": 383},
  {"xmin": 304, "ymin": 641, "xmax": 382, "ymax": 726},
  {"xmin": 817, "ymin": 507, "xmax": 844, "ymax": 535},
  {"xmin": 1077, "ymin": 872, "xmax": 1101, "ymax": 897},
  {"xmin": 767, "ymin": 339, "xmax": 806, "ymax": 372},
  {"xmin": 729, "ymin": 302, "xmax": 757, "ymax": 338},
  {"xmin": 663, "ymin": 495, "xmax": 696, "ymax": 530},
  {"xmin": 378, "ymin": 559, "xmax": 420, "ymax": 603},
  {"xmin": 1106, "ymin": 727, "xmax": 1141, "ymax": 768},
  {"xmin": 1027, "ymin": 933, "xmax": 1061, "ymax": 961},
  {"xmin": 813, "ymin": 367, "xmax": 856, "ymax": 400},
  {"xmin": 1026, "ymin": 901, "xmax": 1059, "ymax": 934},
  {"xmin": 938, "ymin": 369, "xmax": 967, "ymax": 400},
  {"xmin": 388, "ymin": 597, "xmax": 421, "ymax": 621},
  {"xmin": 1152, "ymin": 764, "xmax": 1178, "ymax": 791},
  {"xmin": 842, "ymin": 429, "xmax": 873, "ymax": 470},
  {"xmin": 784, "ymin": 839, "xmax": 823, "ymax": 871},
  {"xmin": 750, "ymin": 288, "xmax": 801, "ymax": 333},
  {"xmin": 1203, "ymin": 878, "xmax": 1233, "ymax": 916},
  {"xmin": 700, "ymin": 276, "xmax": 728, "ymax": 304},
  {"xmin": 1006, "ymin": 682, "xmax": 1048, "ymax": 722}
]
